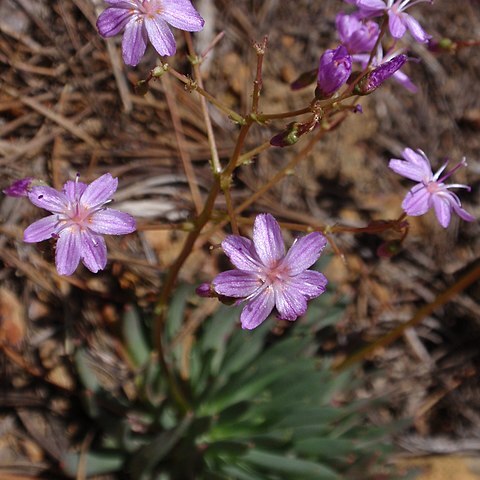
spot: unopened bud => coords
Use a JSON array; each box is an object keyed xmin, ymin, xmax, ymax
[
  {"xmin": 317, "ymin": 45, "xmax": 352, "ymax": 99},
  {"xmin": 196, "ymin": 283, "xmax": 215, "ymax": 298},
  {"xmin": 377, "ymin": 240, "xmax": 402, "ymax": 258},
  {"xmin": 3, "ymin": 177, "xmax": 38, "ymax": 197},
  {"xmin": 135, "ymin": 80, "xmax": 150, "ymax": 96},
  {"xmin": 354, "ymin": 54, "xmax": 408, "ymax": 95},
  {"xmin": 270, "ymin": 120, "xmax": 317, "ymax": 148},
  {"xmin": 290, "ymin": 68, "xmax": 317, "ymax": 91}
]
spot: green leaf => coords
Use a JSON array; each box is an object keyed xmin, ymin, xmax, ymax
[
  {"xmin": 243, "ymin": 449, "xmax": 341, "ymax": 480},
  {"xmin": 122, "ymin": 305, "xmax": 150, "ymax": 367},
  {"xmin": 61, "ymin": 451, "xmax": 124, "ymax": 477},
  {"xmin": 294, "ymin": 437, "xmax": 357, "ymax": 458},
  {"xmin": 129, "ymin": 413, "xmax": 194, "ymax": 479}
]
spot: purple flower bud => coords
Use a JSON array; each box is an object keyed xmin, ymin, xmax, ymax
[
  {"xmin": 355, "ymin": 54, "xmax": 408, "ymax": 94},
  {"xmin": 196, "ymin": 283, "xmax": 215, "ymax": 298},
  {"xmin": 290, "ymin": 68, "xmax": 318, "ymax": 91},
  {"xmin": 3, "ymin": 177, "xmax": 35, "ymax": 197},
  {"xmin": 270, "ymin": 121, "xmax": 317, "ymax": 148},
  {"xmin": 317, "ymin": 45, "xmax": 352, "ymax": 98}
]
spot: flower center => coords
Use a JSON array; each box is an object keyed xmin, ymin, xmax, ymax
[
  {"xmin": 263, "ymin": 262, "xmax": 289, "ymax": 286},
  {"xmin": 140, "ymin": 0, "xmax": 163, "ymax": 16}
]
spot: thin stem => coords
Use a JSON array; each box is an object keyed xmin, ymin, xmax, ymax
[
  {"xmin": 224, "ymin": 187, "xmax": 239, "ymax": 234},
  {"xmin": 184, "ymin": 32, "xmax": 222, "ymax": 174},
  {"xmin": 162, "ymin": 73, "xmax": 203, "ymax": 214},
  {"xmin": 153, "ymin": 122, "xmax": 253, "ymax": 350},
  {"xmin": 258, "ymin": 106, "xmax": 312, "ymax": 121},
  {"xmin": 336, "ymin": 262, "xmax": 480, "ymax": 370},
  {"xmin": 238, "ymin": 140, "xmax": 272, "ymax": 165},
  {"xmin": 198, "ymin": 115, "xmax": 343, "ymax": 243},
  {"xmin": 234, "ymin": 113, "xmax": 348, "ymax": 216},
  {"xmin": 251, "ymin": 36, "xmax": 268, "ymax": 114},
  {"xmin": 166, "ymin": 65, "xmax": 244, "ymax": 124}
]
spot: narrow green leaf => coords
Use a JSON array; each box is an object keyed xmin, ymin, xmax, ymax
[
  {"xmin": 243, "ymin": 449, "xmax": 340, "ymax": 480},
  {"xmin": 122, "ymin": 305, "xmax": 150, "ymax": 367},
  {"xmin": 61, "ymin": 451, "xmax": 124, "ymax": 477}
]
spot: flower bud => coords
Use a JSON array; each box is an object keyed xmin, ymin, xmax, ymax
[
  {"xmin": 195, "ymin": 283, "xmax": 215, "ymax": 298},
  {"xmin": 317, "ymin": 45, "xmax": 352, "ymax": 98},
  {"xmin": 3, "ymin": 177, "xmax": 35, "ymax": 197},
  {"xmin": 290, "ymin": 68, "xmax": 317, "ymax": 91},
  {"xmin": 270, "ymin": 120, "xmax": 317, "ymax": 148},
  {"xmin": 354, "ymin": 54, "xmax": 408, "ymax": 95}
]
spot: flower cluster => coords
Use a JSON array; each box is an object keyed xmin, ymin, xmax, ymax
[
  {"xmin": 389, "ymin": 148, "xmax": 475, "ymax": 228},
  {"xmin": 198, "ymin": 214, "xmax": 328, "ymax": 330},
  {"xmin": 97, "ymin": 0, "xmax": 205, "ymax": 66},
  {"xmin": 8, "ymin": 174, "xmax": 137, "ymax": 275}
]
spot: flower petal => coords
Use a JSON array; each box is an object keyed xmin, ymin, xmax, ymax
[
  {"xmin": 240, "ymin": 287, "xmax": 275, "ymax": 330},
  {"xmin": 96, "ymin": 7, "xmax": 133, "ymax": 37},
  {"xmin": 144, "ymin": 16, "xmax": 176, "ymax": 57},
  {"xmin": 287, "ymin": 270, "xmax": 328, "ymax": 300},
  {"xmin": 432, "ymin": 195, "xmax": 451, "ymax": 228},
  {"xmin": 122, "ymin": 17, "xmax": 148, "ymax": 66},
  {"xmin": 28, "ymin": 186, "xmax": 68, "ymax": 213},
  {"xmin": 213, "ymin": 270, "xmax": 262, "ymax": 298},
  {"xmin": 392, "ymin": 70, "xmax": 418, "ymax": 93},
  {"xmin": 55, "ymin": 228, "xmax": 81, "ymax": 276},
  {"xmin": 161, "ymin": 0, "xmax": 205, "ymax": 31},
  {"xmin": 80, "ymin": 231, "xmax": 108, "ymax": 273},
  {"xmin": 88, "ymin": 208, "xmax": 136, "ymax": 235},
  {"xmin": 355, "ymin": 0, "xmax": 387, "ymax": 15},
  {"xmin": 451, "ymin": 202, "xmax": 475, "ymax": 223},
  {"xmin": 282, "ymin": 232, "xmax": 327, "ymax": 276},
  {"xmin": 222, "ymin": 235, "xmax": 262, "ymax": 271},
  {"xmin": 24, "ymin": 215, "xmax": 60, "ymax": 243},
  {"xmin": 388, "ymin": 11, "xmax": 407, "ymax": 39},
  {"xmin": 403, "ymin": 13, "xmax": 431, "ymax": 43},
  {"xmin": 104, "ymin": 0, "xmax": 136, "ymax": 5},
  {"xmin": 80, "ymin": 174, "xmax": 118, "ymax": 210},
  {"xmin": 402, "ymin": 184, "xmax": 431, "ymax": 216},
  {"xmin": 63, "ymin": 180, "xmax": 87, "ymax": 203},
  {"xmin": 252, "ymin": 214, "xmax": 285, "ymax": 268},
  {"xmin": 389, "ymin": 148, "xmax": 432, "ymax": 182},
  {"xmin": 274, "ymin": 286, "xmax": 307, "ymax": 321}
]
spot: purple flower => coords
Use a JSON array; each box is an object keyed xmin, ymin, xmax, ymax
[
  {"xmin": 317, "ymin": 45, "xmax": 352, "ymax": 98},
  {"xmin": 389, "ymin": 148, "xmax": 475, "ymax": 228},
  {"xmin": 210, "ymin": 214, "xmax": 328, "ymax": 330},
  {"xmin": 351, "ymin": 0, "xmax": 432, "ymax": 43},
  {"xmin": 336, "ymin": 12, "xmax": 380, "ymax": 54},
  {"xmin": 24, "ymin": 174, "xmax": 136, "ymax": 275},
  {"xmin": 97, "ymin": 0, "xmax": 205, "ymax": 66},
  {"xmin": 355, "ymin": 53, "xmax": 408, "ymax": 94},
  {"xmin": 3, "ymin": 177, "xmax": 35, "ymax": 197}
]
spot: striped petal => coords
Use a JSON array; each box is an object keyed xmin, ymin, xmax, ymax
[
  {"xmin": 55, "ymin": 228, "xmax": 81, "ymax": 276},
  {"xmin": 240, "ymin": 287, "xmax": 275, "ymax": 330},
  {"xmin": 24, "ymin": 215, "xmax": 60, "ymax": 243}
]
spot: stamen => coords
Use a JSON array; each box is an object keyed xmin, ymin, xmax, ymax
[{"xmin": 438, "ymin": 157, "xmax": 468, "ymax": 183}]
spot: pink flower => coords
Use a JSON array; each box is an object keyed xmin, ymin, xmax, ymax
[
  {"xmin": 389, "ymin": 148, "xmax": 475, "ymax": 228},
  {"xmin": 336, "ymin": 12, "xmax": 380, "ymax": 54},
  {"xmin": 97, "ymin": 0, "xmax": 205, "ymax": 66},
  {"xmin": 210, "ymin": 214, "xmax": 328, "ymax": 330},
  {"xmin": 24, "ymin": 174, "xmax": 136, "ymax": 275},
  {"xmin": 351, "ymin": 0, "xmax": 432, "ymax": 43}
]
